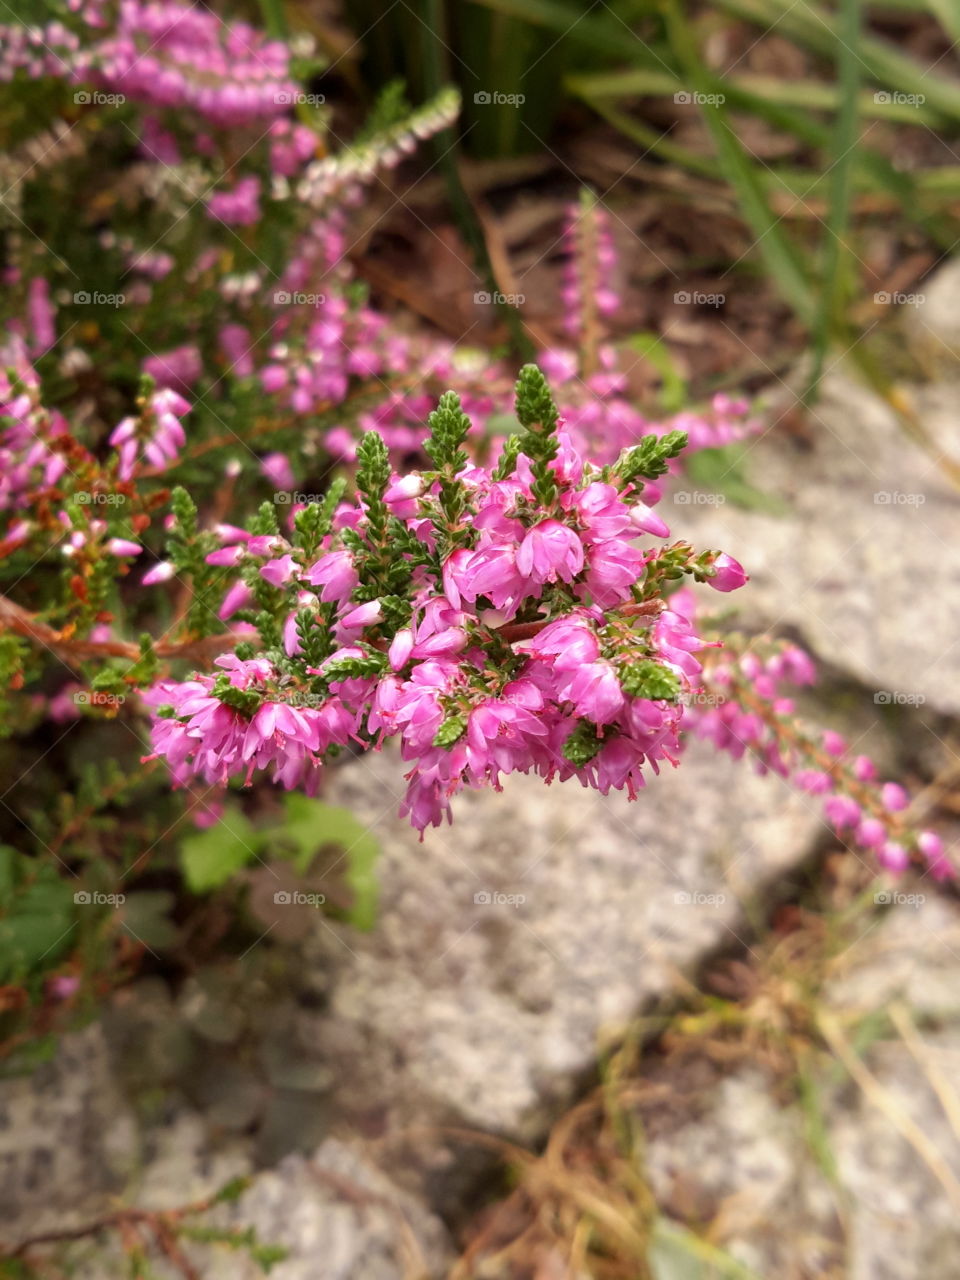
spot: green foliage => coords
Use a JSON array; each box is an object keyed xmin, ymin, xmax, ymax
[
  {"xmin": 562, "ymin": 720, "xmax": 604, "ymax": 767},
  {"xmin": 293, "ymin": 478, "xmax": 347, "ymax": 557},
  {"xmin": 354, "ymin": 78, "xmax": 413, "ymax": 146},
  {"xmin": 0, "ymin": 634, "xmax": 29, "ymax": 740},
  {"xmin": 180, "ymin": 806, "xmax": 259, "ymax": 894},
  {"xmin": 274, "ymin": 793, "xmax": 380, "ymax": 930},
  {"xmin": 0, "ymin": 846, "xmax": 76, "ymax": 984},
  {"xmin": 615, "ymin": 430, "xmax": 688, "ymax": 487},
  {"xmin": 514, "ymin": 363, "xmax": 559, "ymax": 436},
  {"xmin": 513, "ymin": 364, "xmax": 561, "ymax": 506},
  {"xmin": 434, "ymin": 712, "xmax": 468, "ymax": 748},
  {"xmin": 320, "ymin": 650, "xmax": 389, "ymax": 683},
  {"xmin": 619, "ymin": 659, "xmax": 681, "ymax": 702},
  {"xmin": 425, "ymin": 390, "xmax": 472, "ymax": 471}
]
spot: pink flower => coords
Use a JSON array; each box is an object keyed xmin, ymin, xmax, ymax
[
  {"xmin": 142, "ymin": 561, "xmax": 176, "ymax": 585},
  {"xmin": 516, "ymin": 520, "xmax": 584, "ymax": 585},
  {"xmin": 107, "ymin": 538, "xmax": 141, "ymax": 557},
  {"xmin": 260, "ymin": 554, "xmax": 297, "ymax": 588},
  {"xmin": 565, "ymin": 662, "xmax": 624, "ymax": 724},
  {"xmin": 304, "ymin": 550, "xmax": 358, "ymax": 603},
  {"xmin": 707, "ymin": 553, "xmax": 748, "ymax": 592}
]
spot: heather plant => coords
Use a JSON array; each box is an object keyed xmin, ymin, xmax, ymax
[{"xmin": 0, "ymin": 0, "xmax": 948, "ymax": 1048}]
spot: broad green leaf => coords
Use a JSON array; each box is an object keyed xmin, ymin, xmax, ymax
[
  {"xmin": 180, "ymin": 807, "xmax": 260, "ymax": 894},
  {"xmin": 685, "ymin": 444, "xmax": 789, "ymax": 514},
  {"xmin": 0, "ymin": 869, "xmax": 75, "ymax": 982},
  {"xmin": 276, "ymin": 794, "xmax": 380, "ymax": 930}
]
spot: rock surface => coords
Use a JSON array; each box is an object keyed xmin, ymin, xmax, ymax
[
  {"xmin": 0, "ymin": 1024, "xmax": 140, "ymax": 1248},
  {"xmin": 303, "ymin": 737, "xmax": 821, "ymax": 1151},
  {"xmin": 673, "ymin": 372, "xmax": 960, "ymax": 716},
  {"xmin": 643, "ymin": 893, "xmax": 960, "ymax": 1280}
]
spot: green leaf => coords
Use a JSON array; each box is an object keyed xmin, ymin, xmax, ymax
[
  {"xmin": 617, "ymin": 429, "xmax": 688, "ymax": 486},
  {"xmin": 514, "ymin": 363, "xmax": 559, "ymax": 435},
  {"xmin": 424, "ymin": 390, "xmax": 472, "ymax": 471},
  {"xmin": 276, "ymin": 794, "xmax": 380, "ymax": 929},
  {"xmin": 625, "ymin": 333, "xmax": 687, "ymax": 413},
  {"xmin": 620, "ymin": 659, "xmax": 681, "ymax": 702},
  {"xmin": 434, "ymin": 713, "xmax": 467, "ymax": 748},
  {"xmin": 805, "ymin": 0, "xmax": 860, "ymax": 402},
  {"xmin": 180, "ymin": 808, "xmax": 260, "ymax": 894},
  {"xmin": 0, "ymin": 865, "xmax": 75, "ymax": 983},
  {"xmin": 562, "ymin": 720, "xmax": 604, "ymax": 766},
  {"xmin": 684, "ymin": 444, "xmax": 789, "ymax": 514}
]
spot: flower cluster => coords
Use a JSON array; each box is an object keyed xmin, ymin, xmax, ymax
[
  {"xmin": 684, "ymin": 606, "xmax": 948, "ymax": 878},
  {"xmin": 0, "ymin": 0, "xmax": 948, "ymax": 889},
  {"xmin": 0, "ymin": 1, "xmax": 297, "ymax": 126},
  {"xmin": 145, "ymin": 369, "xmax": 741, "ymax": 832}
]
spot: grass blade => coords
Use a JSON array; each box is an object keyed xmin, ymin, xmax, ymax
[{"xmin": 805, "ymin": 0, "xmax": 862, "ymax": 401}]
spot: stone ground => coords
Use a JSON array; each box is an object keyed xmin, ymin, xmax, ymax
[{"xmin": 2, "ymin": 342, "xmax": 959, "ymax": 1277}]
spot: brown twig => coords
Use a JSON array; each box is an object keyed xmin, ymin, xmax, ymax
[{"xmin": 0, "ymin": 593, "xmax": 243, "ymax": 666}]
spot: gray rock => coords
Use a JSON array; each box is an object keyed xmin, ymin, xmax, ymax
[
  {"xmin": 641, "ymin": 894, "xmax": 960, "ymax": 1280},
  {"xmin": 57, "ymin": 1136, "xmax": 451, "ymax": 1280},
  {"xmin": 0, "ymin": 1024, "xmax": 140, "ymax": 1248},
  {"xmin": 296, "ymin": 736, "xmax": 821, "ymax": 1150},
  {"xmin": 671, "ymin": 372, "xmax": 960, "ymax": 715},
  {"xmin": 905, "ymin": 259, "xmax": 960, "ymax": 354},
  {"xmin": 644, "ymin": 1070, "xmax": 842, "ymax": 1277}
]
